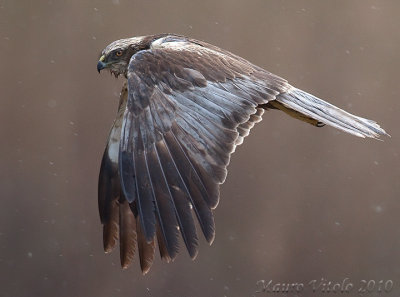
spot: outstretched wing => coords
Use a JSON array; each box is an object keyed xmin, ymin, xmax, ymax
[{"xmin": 117, "ymin": 36, "xmax": 288, "ymax": 268}]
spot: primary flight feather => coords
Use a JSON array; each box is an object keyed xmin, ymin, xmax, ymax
[{"xmin": 97, "ymin": 33, "xmax": 387, "ymax": 273}]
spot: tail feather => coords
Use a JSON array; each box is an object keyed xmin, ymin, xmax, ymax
[{"xmin": 276, "ymin": 87, "xmax": 388, "ymax": 139}]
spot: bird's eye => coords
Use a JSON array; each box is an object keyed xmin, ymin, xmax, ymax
[{"xmin": 115, "ymin": 50, "xmax": 123, "ymax": 57}]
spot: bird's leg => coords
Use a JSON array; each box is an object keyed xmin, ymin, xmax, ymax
[{"xmin": 260, "ymin": 101, "xmax": 325, "ymax": 127}]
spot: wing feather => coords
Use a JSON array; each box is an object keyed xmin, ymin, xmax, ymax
[
  {"xmin": 133, "ymin": 119, "xmax": 157, "ymax": 242},
  {"xmin": 98, "ymin": 152, "xmax": 120, "ymax": 252},
  {"xmin": 136, "ymin": 214, "xmax": 156, "ymax": 274},
  {"xmin": 119, "ymin": 199, "xmax": 137, "ymax": 268},
  {"xmin": 235, "ymin": 108, "xmax": 265, "ymax": 146}
]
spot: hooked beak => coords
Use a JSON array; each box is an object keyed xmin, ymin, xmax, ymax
[{"xmin": 97, "ymin": 55, "xmax": 106, "ymax": 73}]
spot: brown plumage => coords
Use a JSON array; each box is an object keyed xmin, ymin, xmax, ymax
[{"xmin": 97, "ymin": 34, "xmax": 388, "ymax": 273}]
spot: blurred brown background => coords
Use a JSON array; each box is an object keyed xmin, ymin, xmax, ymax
[{"xmin": 1, "ymin": 1, "xmax": 399, "ymax": 296}]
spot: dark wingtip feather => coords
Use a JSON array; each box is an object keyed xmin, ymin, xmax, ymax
[
  {"xmin": 188, "ymin": 243, "xmax": 199, "ymax": 260},
  {"xmin": 98, "ymin": 150, "xmax": 113, "ymax": 224},
  {"xmin": 102, "ymin": 200, "xmax": 119, "ymax": 253},
  {"xmin": 136, "ymin": 216, "xmax": 156, "ymax": 274},
  {"xmin": 99, "ymin": 151, "xmax": 122, "ymax": 254},
  {"xmin": 156, "ymin": 223, "xmax": 172, "ymax": 263},
  {"xmin": 206, "ymin": 228, "xmax": 215, "ymax": 245},
  {"xmin": 119, "ymin": 200, "xmax": 137, "ymax": 269}
]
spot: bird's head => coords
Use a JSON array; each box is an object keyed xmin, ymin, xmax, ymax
[{"xmin": 97, "ymin": 37, "xmax": 147, "ymax": 78}]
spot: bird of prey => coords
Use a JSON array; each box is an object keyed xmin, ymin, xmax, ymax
[{"xmin": 97, "ymin": 33, "xmax": 387, "ymax": 273}]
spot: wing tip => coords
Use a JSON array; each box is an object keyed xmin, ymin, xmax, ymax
[{"xmin": 189, "ymin": 248, "xmax": 199, "ymax": 260}]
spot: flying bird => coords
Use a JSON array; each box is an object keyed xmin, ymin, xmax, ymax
[{"xmin": 97, "ymin": 33, "xmax": 387, "ymax": 273}]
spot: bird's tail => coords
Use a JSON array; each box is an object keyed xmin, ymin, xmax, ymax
[{"xmin": 274, "ymin": 87, "xmax": 388, "ymax": 139}]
